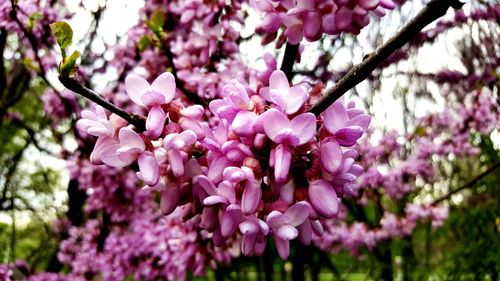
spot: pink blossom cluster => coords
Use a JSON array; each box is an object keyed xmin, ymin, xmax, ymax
[
  {"xmin": 0, "ymin": 0, "xmax": 58, "ymax": 73},
  {"xmin": 77, "ymin": 69, "xmax": 370, "ymax": 259},
  {"xmin": 250, "ymin": 0, "xmax": 402, "ymax": 45},
  {"xmin": 57, "ymin": 214, "xmax": 224, "ymax": 281},
  {"xmin": 315, "ymin": 204, "xmax": 449, "ymax": 256},
  {"xmin": 314, "ymin": 87, "xmax": 498, "ymax": 257},
  {"xmin": 0, "ymin": 261, "xmax": 80, "ymax": 281}
]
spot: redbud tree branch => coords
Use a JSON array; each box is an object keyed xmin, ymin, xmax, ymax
[
  {"xmin": 281, "ymin": 42, "xmax": 299, "ymax": 81},
  {"xmin": 432, "ymin": 161, "xmax": 500, "ymax": 205},
  {"xmin": 58, "ymin": 76, "xmax": 146, "ymax": 131},
  {"xmin": 309, "ymin": 0, "xmax": 463, "ymax": 116}
]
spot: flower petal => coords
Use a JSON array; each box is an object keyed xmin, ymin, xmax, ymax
[
  {"xmin": 146, "ymin": 106, "xmax": 166, "ymax": 139},
  {"xmin": 232, "ymin": 111, "xmax": 257, "ymax": 137},
  {"xmin": 274, "ymin": 235, "xmax": 291, "ymax": 259},
  {"xmin": 308, "ymin": 179, "xmax": 339, "ymax": 217},
  {"xmin": 320, "ymin": 140, "xmax": 343, "ymax": 174},
  {"xmin": 151, "ymin": 72, "xmax": 176, "ymax": 103},
  {"xmin": 263, "ymin": 109, "xmax": 291, "ymax": 142},
  {"xmin": 323, "ymin": 101, "xmax": 348, "ymax": 133},
  {"xmin": 167, "ymin": 149, "xmax": 184, "ymax": 177},
  {"xmin": 291, "ymin": 113, "xmax": 316, "ymax": 145},
  {"xmin": 241, "ymin": 180, "xmax": 262, "ymax": 214},
  {"xmin": 125, "ymin": 74, "xmax": 149, "ymax": 107},
  {"xmin": 285, "ymin": 201, "xmax": 310, "ymax": 226},
  {"xmin": 274, "ymin": 144, "xmax": 292, "ymax": 183},
  {"xmin": 285, "ymin": 85, "xmax": 307, "ymax": 114},
  {"xmin": 335, "ymin": 126, "xmax": 363, "ymax": 146},
  {"xmin": 266, "ymin": 210, "xmax": 288, "ymax": 228},
  {"xmin": 138, "ymin": 151, "xmax": 160, "ymax": 186},
  {"xmin": 160, "ymin": 188, "xmax": 180, "ymax": 216},
  {"xmin": 118, "ymin": 127, "xmax": 145, "ymax": 151}
]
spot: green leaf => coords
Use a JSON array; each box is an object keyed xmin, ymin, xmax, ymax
[
  {"xmin": 150, "ymin": 9, "xmax": 165, "ymax": 29},
  {"xmin": 28, "ymin": 12, "xmax": 43, "ymax": 29},
  {"xmin": 137, "ymin": 35, "xmax": 152, "ymax": 52},
  {"xmin": 60, "ymin": 50, "xmax": 80, "ymax": 77},
  {"xmin": 50, "ymin": 21, "xmax": 73, "ymax": 52}
]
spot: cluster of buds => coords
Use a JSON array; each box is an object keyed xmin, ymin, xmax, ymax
[{"xmin": 77, "ymin": 69, "xmax": 370, "ymax": 259}]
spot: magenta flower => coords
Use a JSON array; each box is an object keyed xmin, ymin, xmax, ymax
[
  {"xmin": 261, "ymin": 70, "xmax": 308, "ymax": 115},
  {"xmin": 100, "ymin": 127, "xmax": 160, "ymax": 186},
  {"xmin": 266, "ymin": 201, "xmax": 310, "ymax": 259},
  {"xmin": 323, "ymin": 101, "xmax": 370, "ymax": 146},
  {"xmin": 263, "ymin": 109, "xmax": 316, "ymax": 182},
  {"xmin": 125, "ymin": 72, "xmax": 176, "ymax": 138},
  {"xmin": 77, "ymin": 106, "xmax": 114, "ymax": 137},
  {"xmin": 163, "ymin": 130, "xmax": 197, "ymax": 177}
]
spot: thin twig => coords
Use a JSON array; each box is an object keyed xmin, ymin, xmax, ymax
[
  {"xmin": 58, "ymin": 75, "xmax": 146, "ymax": 130},
  {"xmin": 309, "ymin": 0, "xmax": 463, "ymax": 116},
  {"xmin": 433, "ymin": 161, "xmax": 500, "ymax": 204}
]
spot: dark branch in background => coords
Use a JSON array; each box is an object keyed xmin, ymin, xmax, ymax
[
  {"xmin": 0, "ymin": 28, "xmax": 6, "ymax": 94},
  {"xmin": 0, "ymin": 137, "xmax": 31, "ymax": 210},
  {"xmin": 309, "ymin": 0, "xmax": 463, "ymax": 116},
  {"xmin": 8, "ymin": 0, "xmax": 77, "ymax": 120},
  {"xmin": 432, "ymin": 161, "xmax": 500, "ymax": 205},
  {"xmin": 81, "ymin": 8, "xmax": 104, "ymax": 62},
  {"xmin": 9, "ymin": 1, "xmax": 53, "ymax": 89},
  {"xmin": 153, "ymin": 31, "xmax": 205, "ymax": 105},
  {"xmin": 280, "ymin": 42, "xmax": 299, "ymax": 81},
  {"xmin": 58, "ymin": 75, "xmax": 146, "ymax": 131}
]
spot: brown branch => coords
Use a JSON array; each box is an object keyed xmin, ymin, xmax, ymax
[
  {"xmin": 153, "ymin": 31, "xmax": 205, "ymax": 105},
  {"xmin": 432, "ymin": 161, "xmax": 500, "ymax": 205},
  {"xmin": 280, "ymin": 42, "xmax": 299, "ymax": 81},
  {"xmin": 309, "ymin": 0, "xmax": 463, "ymax": 116},
  {"xmin": 58, "ymin": 75, "xmax": 146, "ymax": 131},
  {"xmin": 0, "ymin": 28, "xmax": 7, "ymax": 95}
]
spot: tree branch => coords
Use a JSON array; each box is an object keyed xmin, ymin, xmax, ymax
[
  {"xmin": 152, "ymin": 29, "xmax": 205, "ymax": 106},
  {"xmin": 280, "ymin": 42, "xmax": 299, "ymax": 81},
  {"xmin": 432, "ymin": 161, "xmax": 500, "ymax": 205},
  {"xmin": 58, "ymin": 75, "xmax": 146, "ymax": 131},
  {"xmin": 0, "ymin": 28, "xmax": 7, "ymax": 96},
  {"xmin": 309, "ymin": 0, "xmax": 462, "ymax": 115}
]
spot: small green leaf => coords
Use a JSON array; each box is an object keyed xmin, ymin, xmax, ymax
[
  {"xmin": 137, "ymin": 35, "xmax": 152, "ymax": 52},
  {"xmin": 60, "ymin": 50, "xmax": 80, "ymax": 77},
  {"xmin": 50, "ymin": 21, "xmax": 73, "ymax": 51},
  {"xmin": 21, "ymin": 57, "xmax": 39, "ymax": 72},
  {"xmin": 28, "ymin": 12, "xmax": 43, "ymax": 29},
  {"xmin": 150, "ymin": 9, "xmax": 165, "ymax": 29}
]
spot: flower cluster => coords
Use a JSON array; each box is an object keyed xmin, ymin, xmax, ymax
[
  {"xmin": 315, "ymin": 204, "xmax": 449, "ymax": 256},
  {"xmin": 78, "ymin": 69, "xmax": 370, "ymax": 259},
  {"xmin": 251, "ymin": 0, "xmax": 402, "ymax": 44}
]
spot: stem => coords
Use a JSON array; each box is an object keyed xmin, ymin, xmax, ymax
[
  {"xmin": 58, "ymin": 75, "xmax": 146, "ymax": 131},
  {"xmin": 432, "ymin": 161, "xmax": 500, "ymax": 205},
  {"xmin": 280, "ymin": 42, "xmax": 299, "ymax": 81},
  {"xmin": 309, "ymin": 0, "xmax": 462, "ymax": 116}
]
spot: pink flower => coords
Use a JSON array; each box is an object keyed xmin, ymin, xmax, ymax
[
  {"xmin": 125, "ymin": 72, "xmax": 176, "ymax": 138},
  {"xmin": 322, "ymin": 101, "xmax": 370, "ymax": 146},
  {"xmin": 263, "ymin": 109, "xmax": 316, "ymax": 182},
  {"xmin": 266, "ymin": 201, "xmax": 310, "ymax": 259},
  {"xmin": 100, "ymin": 127, "xmax": 160, "ymax": 186},
  {"xmin": 163, "ymin": 130, "xmax": 197, "ymax": 177},
  {"xmin": 261, "ymin": 70, "xmax": 308, "ymax": 115},
  {"xmin": 77, "ymin": 106, "xmax": 113, "ymax": 137}
]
